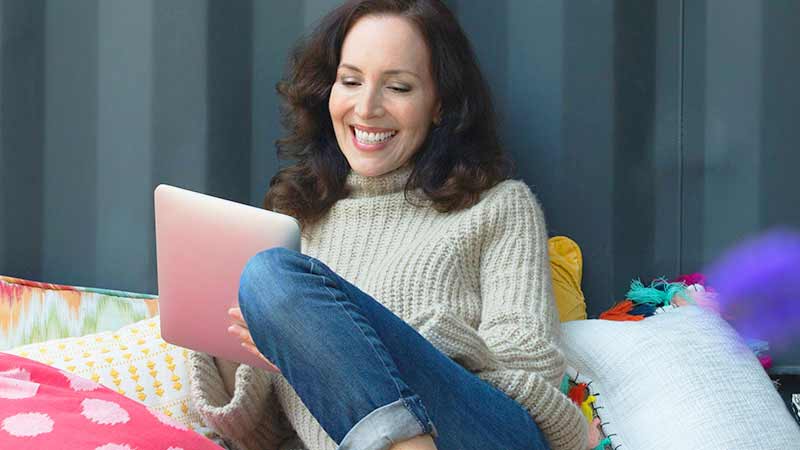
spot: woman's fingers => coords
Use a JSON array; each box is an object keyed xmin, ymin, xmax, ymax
[
  {"xmin": 240, "ymin": 341, "xmax": 281, "ymax": 373},
  {"xmin": 227, "ymin": 323, "xmax": 255, "ymax": 345},
  {"xmin": 240, "ymin": 341, "xmax": 266, "ymax": 360},
  {"xmin": 228, "ymin": 307, "xmax": 247, "ymax": 327},
  {"xmin": 226, "ymin": 307, "xmax": 281, "ymax": 373}
]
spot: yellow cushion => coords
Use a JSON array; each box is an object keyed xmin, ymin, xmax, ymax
[
  {"xmin": 7, "ymin": 316, "xmax": 207, "ymax": 431},
  {"xmin": 549, "ymin": 236, "xmax": 587, "ymax": 322}
]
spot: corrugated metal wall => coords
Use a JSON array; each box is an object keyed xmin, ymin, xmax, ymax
[{"xmin": 1, "ymin": 0, "xmax": 798, "ymax": 369}]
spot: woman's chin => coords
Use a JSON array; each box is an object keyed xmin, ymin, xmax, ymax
[
  {"xmin": 351, "ymin": 168, "xmax": 387, "ymax": 178},
  {"xmin": 348, "ymin": 161, "xmax": 395, "ymax": 178}
]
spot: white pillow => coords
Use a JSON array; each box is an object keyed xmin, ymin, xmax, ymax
[{"xmin": 561, "ymin": 306, "xmax": 800, "ymax": 450}]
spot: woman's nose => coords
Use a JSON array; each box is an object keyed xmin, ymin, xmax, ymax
[{"xmin": 354, "ymin": 87, "xmax": 384, "ymax": 119}]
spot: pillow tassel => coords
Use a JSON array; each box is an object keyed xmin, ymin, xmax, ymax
[
  {"xmin": 580, "ymin": 395, "xmax": 596, "ymax": 423},
  {"xmin": 592, "ymin": 437, "xmax": 612, "ymax": 450},
  {"xmin": 568, "ymin": 383, "xmax": 588, "ymax": 405},
  {"xmin": 626, "ymin": 278, "xmax": 690, "ymax": 307},
  {"xmin": 560, "ymin": 374, "xmax": 570, "ymax": 394}
]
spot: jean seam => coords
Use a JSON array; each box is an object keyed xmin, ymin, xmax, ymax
[
  {"xmin": 307, "ymin": 258, "xmax": 407, "ymax": 404},
  {"xmin": 338, "ymin": 398, "xmax": 430, "ymax": 450},
  {"xmin": 401, "ymin": 396, "xmax": 427, "ymax": 434}
]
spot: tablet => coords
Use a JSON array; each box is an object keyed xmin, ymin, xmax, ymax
[{"xmin": 154, "ymin": 184, "xmax": 300, "ymax": 370}]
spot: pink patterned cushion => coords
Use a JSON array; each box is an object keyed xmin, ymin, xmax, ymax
[{"xmin": 0, "ymin": 353, "xmax": 221, "ymax": 450}]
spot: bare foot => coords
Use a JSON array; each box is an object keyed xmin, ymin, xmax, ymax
[{"xmin": 389, "ymin": 434, "xmax": 438, "ymax": 450}]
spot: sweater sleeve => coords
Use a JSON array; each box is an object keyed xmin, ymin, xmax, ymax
[
  {"xmin": 475, "ymin": 182, "xmax": 588, "ymax": 450},
  {"xmin": 188, "ymin": 351, "xmax": 295, "ymax": 450}
]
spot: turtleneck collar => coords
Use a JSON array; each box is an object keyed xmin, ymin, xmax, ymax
[{"xmin": 345, "ymin": 164, "xmax": 414, "ymax": 198}]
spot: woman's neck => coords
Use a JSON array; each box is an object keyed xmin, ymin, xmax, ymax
[{"xmin": 345, "ymin": 164, "xmax": 414, "ymax": 198}]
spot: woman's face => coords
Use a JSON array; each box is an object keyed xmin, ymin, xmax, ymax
[{"xmin": 329, "ymin": 15, "xmax": 440, "ymax": 177}]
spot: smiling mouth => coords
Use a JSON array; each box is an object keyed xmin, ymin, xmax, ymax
[{"xmin": 351, "ymin": 126, "xmax": 398, "ymax": 145}]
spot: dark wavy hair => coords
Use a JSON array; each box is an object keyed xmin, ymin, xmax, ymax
[{"xmin": 265, "ymin": 0, "xmax": 512, "ymax": 227}]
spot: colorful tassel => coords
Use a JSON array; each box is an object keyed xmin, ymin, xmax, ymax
[
  {"xmin": 692, "ymin": 288, "xmax": 721, "ymax": 309},
  {"xmin": 626, "ymin": 278, "xmax": 689, "ymax": 307},
  {"xmin": 671, "ymin": 273, "xmax": 707, "ymax": 287},
  {"xmin": 599, "ymin": 300, "xmax": 645, "ymax": 321},
  {"xmin": 580, "ymin": 395, "xmax": 596, "ymax": 423},
  {"xmin": 568, "ymin": 383, "xmax": 588, "ymax": 405},
  {"xmin": 592, "ymin": 437, "xmax": 612, "ymax": 450},
  {"xmin": 560, "ymin": 375, "xmax": 570, "ymax": 395},
  {"xmin": 628, "ymin": 302, "xmax": 658, "ymax": 317}
]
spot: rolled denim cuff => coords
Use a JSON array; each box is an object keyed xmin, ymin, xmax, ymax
[{"xmin": 337, "ymin": 396, "xmax": 437, "ymax": 450}]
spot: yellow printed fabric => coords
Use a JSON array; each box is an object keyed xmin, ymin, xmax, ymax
[
  {"xmin": 6, "ymin": 317, "xmax": 206, "ymax": 432},
  {"xmin": 548, "ymin": 236, "xmax": 587, "ymax": 322}
]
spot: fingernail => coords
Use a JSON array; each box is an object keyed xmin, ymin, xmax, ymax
[{"xmin": 227, "ymin": 326, "xmax": 235, "ymax": 333}]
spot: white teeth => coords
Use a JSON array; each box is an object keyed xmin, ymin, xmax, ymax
[{"xmin": 354, "ymin": 127, "xmax": 396, "ymax": 144}]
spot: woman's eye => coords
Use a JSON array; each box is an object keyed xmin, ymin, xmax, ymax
[{"xmin": 337, "ymin": 78, "xmax": 408, "ymax": 92}]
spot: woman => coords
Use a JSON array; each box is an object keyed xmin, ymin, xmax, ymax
[{"xmin": 189, "ymin": 1, "xmax": 588, "ymax": 449}]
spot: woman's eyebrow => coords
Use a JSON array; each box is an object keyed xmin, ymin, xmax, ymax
[{"xmin": 338, "ymin": 63, "xmax": 419, "ymax": 79}]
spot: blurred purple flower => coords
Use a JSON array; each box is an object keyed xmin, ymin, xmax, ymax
[{"xmin": 705, "ymin": 228, "xmax": 800, "ymax": 348}]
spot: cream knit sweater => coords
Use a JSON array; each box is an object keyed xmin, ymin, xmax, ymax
[{"xmin": 188, "ymin": 165, "xmax": 588, "ymax": 450}]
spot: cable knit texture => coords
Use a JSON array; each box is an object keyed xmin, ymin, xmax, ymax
[{"xmin": 189, "ymin": 164, "xmax": 588, "ymax": 450}]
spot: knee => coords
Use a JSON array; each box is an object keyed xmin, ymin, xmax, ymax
[
  {"xmin": 238, "ymin": 247, "xmax": 302, "ymax": 315},
  {"xmin": 239, "ymin": 247, "xmax": 302, "ymax": 285}
]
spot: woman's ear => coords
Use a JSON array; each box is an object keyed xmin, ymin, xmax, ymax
[{"xmin": 433, "ymin": 101, "xmax": 442, "ymax": 126}]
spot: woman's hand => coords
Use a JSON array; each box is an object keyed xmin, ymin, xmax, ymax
[{"xmin": 227, "ymin": 307, "xmax": 281, "ymax": 373}]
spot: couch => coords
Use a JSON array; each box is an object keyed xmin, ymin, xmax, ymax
[{"xmin": 2, "ymin": 236, "xmax": 799, "ymax": 449}]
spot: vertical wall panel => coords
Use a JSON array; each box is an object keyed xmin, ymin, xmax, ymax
[
  {"xmin": 651, "ymin": 0, "xmax": 683, "ymax": 278},
  {"xmin": 683, "ymin": 0, "xmax": 764, "ymax": 270},
  {"xmin": 0, "ymin": 0, "xmax": 45, "ymax": 279},
  {"xmin": 95, "ymin": 0, "xmax": 155, "ymax": 293},
  {"xmin": 206, "ymin": 0, "xmax": 252, "ymax": 204},
  {"xmin": 611, "ymin": 0, "xmax": 683, "ymax": 300},
  {"xmin": 452, "ymin": 1, "xmax": 681, "ymax": 313},
  {"xmin": 680, "ymin": 0, "xmax": 707, "ymax": 275},
  {"xmin": 611, "ymin": 1, "xmax": 659, "ymax": 297},
  {"xmin": 450, "ymin": 0, "xmax": 561, "ymax": 225},
  {"xmin": 303, "ymin": 0, "xmax": 341, "ymax": 28},
  {"xmin": 250, "ymin": 2, "xmax": 304, "ymax": 206},
  {"xmin": 561, "ymin": 0, "xmax": 616, "ymax": 310},
  {"xmin": 152, "ymin": 0, "xmax": 209, "ymax": 193},
  {"xmin": 42, "ymin": 0, "xmax": 99, "ymax": 286},
  {"xmin": 701, "ymin": 0, "xmax": 763, "ymax": 264},
  {"xmin": 683, "ymin": 0, "xmax": 800, "ymax": 370},
  {"xmin": 684, "ymin": 1, "xmax": 763, "ymax": 272},
  {"xmin": 761, "ymin": 1, "xmax": 800, "ymax": 231},
  {"xmin": 760, "ymin": 0, "xmax": 800, "ymax": 371},
  {"xmin": 250, "ymin": 0, "xmax": 336, "ymax": 207},
  {"xmin": 449, "ymin": 0, "xmax": 509, "ymax": 125},
  {"xmin": 503, "ymin": 0, "xmax": 561, "ymax": 212}
]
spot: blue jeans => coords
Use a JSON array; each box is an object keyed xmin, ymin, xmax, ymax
[{"xmin": 238, "ymin": 247, "xmax": 550, "ymax": 450}]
